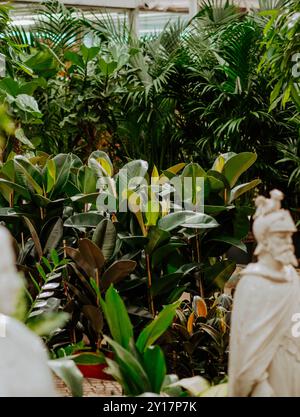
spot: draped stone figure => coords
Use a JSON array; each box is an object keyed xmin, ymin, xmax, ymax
[
  {"xmin": 0, "ymin": 226, "xmax": 57, "ymax": 396},
  {"xmin": 228, "ymin": 189, "xmax": 300, "ymax": 397}
]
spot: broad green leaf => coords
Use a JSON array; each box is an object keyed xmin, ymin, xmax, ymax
[
  {"xmin": 46, "ymin": 158, "xmax": 56, "ymax": 193},
  {"xmin": 64, "ymin": 212, "xmax": 104, "ymax": 229},
  {"xmin": 158, "ymin": 211, "xmax": 219, "ymax": 231},
  {"xmin": 136, "ymin": 301, "xmax": 180, "ymax": 353},
  {"xmin": 181, "ymin": 163, "xmax": 206, "ymax": 206},
  {"xmin": 212, "ymin": 155, "xmax": 225, "ymax": 172},
  {"xmin": 229, "ymin": 179, "xmax": 261, "ymax": 202},
  {"xmin": 181, "ymin": 213, "xmax": 219, "ymax": 229},
  {"xmin": 15, "ymin": 94, "xmax": 42, "ymax": 117},
  {"xmin": 92, "ymin": 218, "xmax": 117, "ymax": 260},
  {"xmin": 119, "ymin": 159, "xmax": 148, "ymax": 184},
  {"xmin": 81, "ymin": 45, "xmax": 100, "ymax": 63},
  {"xmin": 158, "ymin": 211, "xmax": 198, "ymax": 231},
  {"xmin": 146, "ymin": 227, "xmax": 170, "ymax": 254},
  {"xmin": 100, "ymin": 285, "xmax": 133, "ymax": 349},
  {"xmin": 73, "ymin": 352, "xmax": 105, "ymax": 366},
  {"xmin": 0, "ymin": 178, "xmax": 30, "ymax": 199},
  {"xmin": 222, "ymin": 152, "xmax": 257, "ymax": 187},
  {"xmin": 50, "ymin": 154, "xmax": 72, "ymax": 199},
  {"xmin": 144, "ymin": 200, "xmax": 160, "ymax": 227},
  {"xmin": 151, "ymin": 272, "xmax": 183, "ymax": 297},
  {"xmin": 209, "ymin": 235, "xmax": 247, "ymax": 252},
  {"xmin": 181, "ymin": 163, "xmax": 206, "ymax": 178},
  {"xmin": 104, "ymin": 357, "xmax": 131, "ymax": 394},
  {"xmin": 165, "ymin": 163, "xmax": 185, "ymax": 175},
  {"xmin": 0, "ymin": 77, "xmax": 19, "ymax": 96},
  {"xmin": 143, "ymin": 346, "xmax": 166, "ymax": 393},
  {"xmin": 64, "ymin": 51, "xmax": 84, "ymax": 68},
  {"xmin": 14, "ymin": 159, "xmax": 43, "ymax": 195},
  {"xmin": 43, "ymin": 218, "xmax": 63, "ymax": 254},
  {"xmin": 15, "ymin": 127, "xmax": 35, "ymax": 149},
  {"xmin": 77, "ymin": 165, "xmax": 98, "ymax": 194},
  {"xmin": 203, "ymin": 260, "xmax": 236, "ymax": 289},
  {"xmin": 151, "ymin": 243, "xmax": 186, "ymax": 267},
  {"xmin": 104, "ymin": 337, "xmax": 151, "ymax": 394},
  {"xmin": 119, "ymin": 234, "xmax": 149, "ymax": 249},
  {"xmin": 70, "ymin": 193, "xmax": 99, "ymax": 204}
]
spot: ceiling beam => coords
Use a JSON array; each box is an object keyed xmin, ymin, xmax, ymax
[{"xmin": 12, "ymin": 0, "xmax": 140, "ymax": 9}]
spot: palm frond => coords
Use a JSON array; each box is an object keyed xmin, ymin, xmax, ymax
[{"xmin": 193, "ymin": 0, "xmax": 243, "ymax": 30}]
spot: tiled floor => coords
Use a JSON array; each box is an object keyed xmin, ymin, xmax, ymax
[{"xmin": 55, "ymin": 376, "xmax": 122, "ymax": 397}]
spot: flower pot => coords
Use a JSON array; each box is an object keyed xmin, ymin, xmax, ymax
[{"xmin": 74, "ymin": 351, "xmax": 114, "ymax": 381}]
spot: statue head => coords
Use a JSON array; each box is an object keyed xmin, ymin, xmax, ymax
[
  {"xmin": 253, "ymin": 190, "xmax": 298, "ymax": 267},
  {"xmin": 0, "ymin": 226, "xmax": 23, "ymax": 315}
]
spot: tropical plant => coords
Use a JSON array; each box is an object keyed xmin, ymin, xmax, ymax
[
  {"xmin": 99, "ymin": 284, "xmax": 228, "ymax": 396},
  {"xmin": 259, "ymin": 0, "xmax": 300, "ymax": 110},
  {"xmin": 161, "ymin": 292, "xmax": 232, "ymax": 382}
]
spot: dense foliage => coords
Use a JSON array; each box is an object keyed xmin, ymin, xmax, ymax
[
  {"xmin": 0, "ymin": 0, "xmax": 299, "ymax": 396},
  {"xmin": 0, "ymin": 1, "xmax": 298, "ymax": 201}
]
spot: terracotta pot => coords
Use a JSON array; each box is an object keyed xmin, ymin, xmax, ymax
[{"xmin": 75, "ymin": 351, "xmax": 114, "ymax": 380}]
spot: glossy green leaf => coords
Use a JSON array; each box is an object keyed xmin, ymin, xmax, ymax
[
  {"xmin": 46, "ymin": 158, "xmax": 56, "ymax": 193},
  {"xmin": 223, "ymin": 152, "xmax": 257, "ymax": 187},
  {"xmin": 136, "ymin": 301, "xmax": 180, "ymax": 353},
  {"xmin": 203, "ymin": 260, "xmax": 236, "ymax": 289},
  {"xmin": 0, "ymin": 178, "xmax": 30, "ymax": 199},
  {"xmin": 146, "ymin": 227, "xmax": 170, "ymax": 254},
  {"xmin": 209, "ymin": 235, "xmax": 247, "ymax": 252},
  {"xmin": 151, "ymin": 243, "xmax": 186, "ymax": 267},
  {"xmin": 104, "ymin": 337, "xmax": 151, "ymax": 394},
  {"xmin": 15, "ymin": 127, "xmax": 35, "ymax": 149},
  {"xmin": 43, "ymin": 217, "xmax": 63, "ymax": 254},
  {"xmin": 100, "ymin": 285, "xmax": 133, "ymax": 349},
  {"xmin": 143, "ymin": 346, "xmax": 166, "ymax": 393},
  {"xmin": 229, "ymin": 179, "xmax": 261, "ymax": 202},
  {"xmin": 92, "ymin": 218, "xmax": 117, "ymax": 260},
  {"xmin": 64, "ymin": 212, "xmax": 104, "ymax": 229},
  {"xmin": 50, "ymin": 153, "xmax": 72, "ymax": 198}
]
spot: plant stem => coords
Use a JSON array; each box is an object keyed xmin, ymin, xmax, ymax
[
  {"xmin": 95, "ymin": 268, "xmax": 100, "ymax": 306},
  {"xmin": 21, "ymin": 232, "xmax": 25, "ymax": 250},
  {"xmin": 9, "ymin": 192, "xmax": 13, "ymax": 208},
  {"xmin": 195, "ymin": 231, "xmax": 204, "ymax": 298},
  {"xmin": 146, "ymin": 253, "xmax": 155, "ymax": 318}
]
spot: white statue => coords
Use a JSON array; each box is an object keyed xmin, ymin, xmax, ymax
[
  {"xmin": 228, "ymin": 189, "xmax": 300, "ymax": 397},
  {"xmin": 0, "ymin": 226, "xmax": 57, "ymax": 396}
]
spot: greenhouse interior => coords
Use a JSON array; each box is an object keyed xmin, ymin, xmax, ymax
[{"xmin": 0, "ymin": 0, "xmax": 299, "ymax": 400}]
